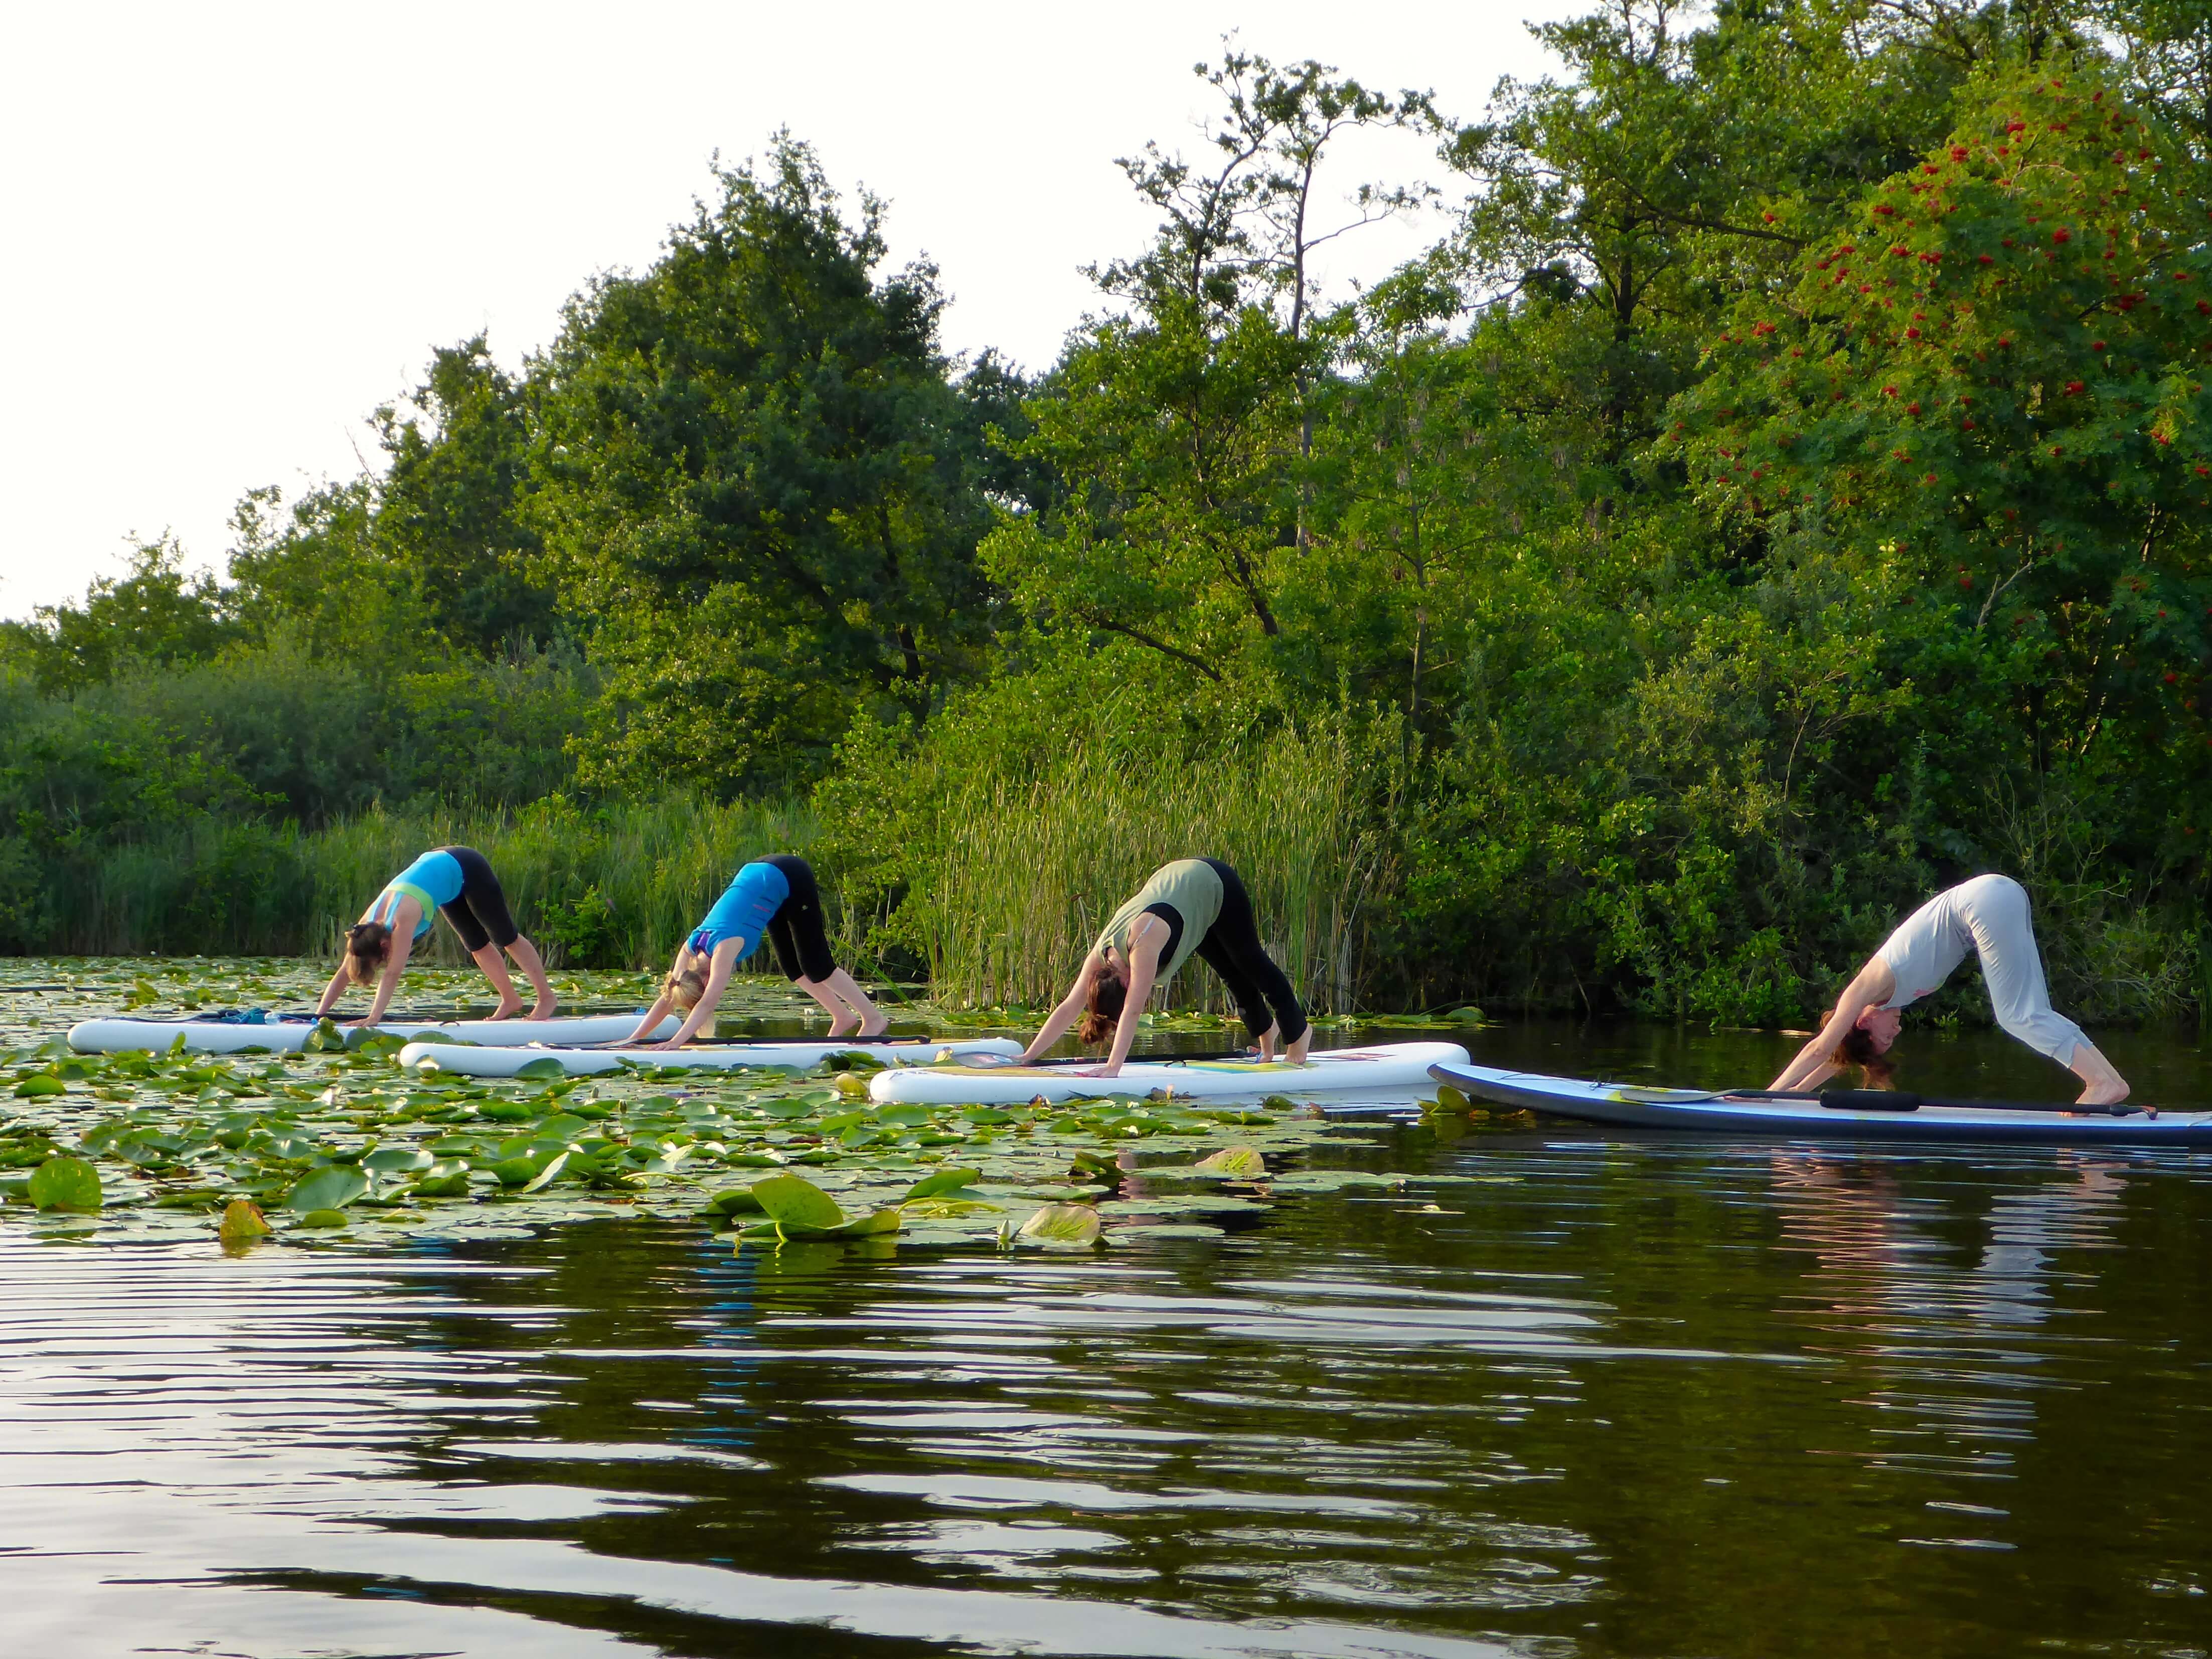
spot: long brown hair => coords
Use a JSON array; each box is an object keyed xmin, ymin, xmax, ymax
[
  {"xmin": 344, "ymin": 922, "xmax": 392, "ymax": 984},
  {"xmin": 1829, "ymin": 1014, "xmax": 1898, "ymax": 1090},
  {"xmin": 1077, "ymin": 959, "xmax": 1129, "ymax": 1046}
]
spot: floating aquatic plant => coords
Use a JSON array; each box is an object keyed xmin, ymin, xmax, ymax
[{"xmin": 0, "ymin": 958, "xmax": 1477, "ymax": 1252}]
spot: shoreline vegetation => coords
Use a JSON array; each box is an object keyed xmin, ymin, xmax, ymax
[{"xmin": 7, "ymin": 8, "xmax": 2211, "ymax": 1035}]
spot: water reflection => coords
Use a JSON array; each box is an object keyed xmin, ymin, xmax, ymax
[{"xmin": 3, "ymin": 1020, "xmax": 2211, "ymax": 1655}]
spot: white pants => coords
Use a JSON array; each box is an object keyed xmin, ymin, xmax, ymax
[{"xmin": 1876, "ymin": 874, "xmax": 2088, "ymax": 1065}]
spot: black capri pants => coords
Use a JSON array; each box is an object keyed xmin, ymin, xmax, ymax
[
  {"xmin": 760, "ymin": 854, "xmax": 837, "ymax": 984},
  {"xmin": 434, "ymin": 846, "xmax": 522, "ymax": 953},
  {"xmin": 1191, "ymin": 858, "xmax": 1309, "ymax": 1046}
]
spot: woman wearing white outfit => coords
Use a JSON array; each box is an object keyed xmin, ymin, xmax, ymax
[{"xmin": 1771, "ymin": 875, "xmax": 2129, "ymax": 1104}]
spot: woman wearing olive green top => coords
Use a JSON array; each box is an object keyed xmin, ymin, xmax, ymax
[{"xmin": 1011, "ymin": 859, "xmax": 1311, "ymax": 1077}]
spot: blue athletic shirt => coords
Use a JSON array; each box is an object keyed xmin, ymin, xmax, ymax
[
  {"xmin": 687, "ymin": 861, "xmax": 789, "ymax": 959},
  {"xmin": 372, "ymin": 850, "xmax": 464, "ymax": 940}
]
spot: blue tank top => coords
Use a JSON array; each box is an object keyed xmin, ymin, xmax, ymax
[
  {"xmin": 371, "ymin": 850, "xmax": 464, "ymax": 939},
  {"xmin": 687, "ymin": 861, "xmax": 789, "ymax": 959}
]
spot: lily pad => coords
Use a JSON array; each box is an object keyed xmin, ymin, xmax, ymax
[
  {"xmin": 361, "ymin": 1145, "xmax": 434, "ymax": 1173},
  {"xmin": 518, "ymin": 1150, "xmax": 570, "ymax": 1193},
  {"xmin": 751, "ymin": 1174, "xmax": 846, "ymax": 1233},
  {"xmin": 1193, "ymin": 1146, "xmax": 1268, "ymax": 1178},
  {"xmin": 902, "ymin": 1166, "xmax": 981, "ymax": 1202},
  {"xmin": 13, "ymin": 1074, "xmax": 64, "ymax": 1098},
  {"xmin": 512, "ymin": 1058, "xmax": 567, "ymax": 1080},
  {"xmin": 217, "ymin": 1199, "xmax": 272, "ymax": 1242},
  {"xmin": 286, "ymin": 1166, "xmax": 368, "ymax": 1213},
  {"xmin": 1016, "ymin": 1203, "xmax": 1101, "ymax": 1248},
  {"xmin": 410, "ymin": 1161, "xmax": 473, "ymax": 1198},
  {"xmin": 296, "ymin": 1208, "xmax": 350, "ymax": 1228},
  {"xmin": 27, "ymin": 1156, "xmax": 102, "ymax": 1212}
]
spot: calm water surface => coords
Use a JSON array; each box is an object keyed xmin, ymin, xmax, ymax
[{"xmin": 6, "ymin": 1019, "xmax": 2212, "ymax": 1656}]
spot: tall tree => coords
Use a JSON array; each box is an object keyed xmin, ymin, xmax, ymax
[{"xmin": 526, "ymin": 138, "xmax": 998, "ymax": 792}]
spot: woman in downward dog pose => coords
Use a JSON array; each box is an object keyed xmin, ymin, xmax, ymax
[
  {"xmin": 315, "ymin": 847, "xmax": 555, "ymax": 1027},
  {"xmin": 623, "ymin": 855, "xmax": 886, "ymax": 1050},
  {"xmin": 1012, "ymin": 858, "xmax": 1310, "ymax": 1078},
  {"xmin": 1771, "ymin": 873, "xmax": 2128, "ymax": 1104}
]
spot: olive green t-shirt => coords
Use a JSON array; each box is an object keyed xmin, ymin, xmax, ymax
[{"xmin": 1092, "ymin": 859, "xmax": 1225, "ymax": 988}]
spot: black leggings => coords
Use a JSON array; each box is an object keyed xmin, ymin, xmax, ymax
[
  {"xmin": 760, "ymin": 855, "xmax": 837, "ymax": 983},
  {"xmin": 1191, "ymin": 859, "xmax": 1309, "ymax": 1046},
  {"xmin": 434, "ymin": 846, "xmax": 521, "ymax": 953}
]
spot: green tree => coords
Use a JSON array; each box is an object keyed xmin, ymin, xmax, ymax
[
  {"xmin": 2, "ymin": 538, "xmax": 236, "ymax": 694},
  {"xmin": 373, "ymin": 337, "xmax": 555, "ymax": 654},
  {"xmin": 526, "ymin": 137, "xmax": 998, "ymax": 793},
  {"xmin": 1671, "ymin": 66, "xmax": 2212, "ymax": 764}
]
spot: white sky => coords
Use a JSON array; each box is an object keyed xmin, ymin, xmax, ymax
[{"xmin": 0, "ymin": 0, "xmax": 1581, "ymax": 619}]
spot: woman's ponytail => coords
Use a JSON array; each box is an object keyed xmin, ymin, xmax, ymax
[
  {"xmin": 665, "ymin": 965, "xmax": 708, "ymax": 1012},
  {"xmin": 1077, "ymin": 961, "xmax": 1129, "ymax": 1047},
  {"xmin": 344, "ymin": 922, "xmax": 392, "ymax": 985}
]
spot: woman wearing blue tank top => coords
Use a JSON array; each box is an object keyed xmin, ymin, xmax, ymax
[
  {"xmin": 620, "ymin": 855, "xmax": 887, "ymax": 1049},
  {"xmin": 313, "ymin": 847, "xmax": 555, "ymax": 1027}
]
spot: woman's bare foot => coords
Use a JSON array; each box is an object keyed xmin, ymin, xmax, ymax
[{"xmin": 2070, "ymin": 1041, "xmax": 2129, "ymax": 1105}]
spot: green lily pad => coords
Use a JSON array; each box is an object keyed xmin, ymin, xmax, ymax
[
  {"xmin": 1193, "ymin": 1146, "xmax": 1267, "ymax": 1178},
  {"xmin": 902, "ymin": 1166, "xmax": 981, "ymax": 1202},
  {"xmin": 217, "ymin": 1198, "xmax": 271, "ymax": 1242},
  {"xmin": 754, "ymin": 1096, "xmax": 819, "ymax": 1120},
  {"xmin": 410, "ymin": 1161, "xmax": 473, "ymax": 1198},
  {"xmin": 1266, "ymin": 1170, "xmax": 1408, "ymax": 1193},
  {"xmin": 13, "ymin": 1074, "xmax": 64, "ymax": 1098},
  {"xmin": 751, "ymin": 1173, "xmax": 846, "ymax": 1233},
  {"xmin": 512, "ymin": 1058, "xmax": 567, "ymax": 1080},
  {"xmin": 287, "ymin": 1166, "xmax": 368, "ymax": 1213},
  {"xmin": 27, "ymin": 1156, "xmax": 102, "ymax": 1212},
  {"xmin": 1017, "ymin": 1203, "xmax": 1101, "ymax": 1248},
  {"xmin": 296, "ymin": 1208, "xmax": 350, "ymax": 1228},
  {"xmin": 518, "ymin": 1150, "xmax": 570, "ymax": 1193},
  {"xmin": 361, "ymin": 1145, "xmax": 433, "ymax": 1173}
]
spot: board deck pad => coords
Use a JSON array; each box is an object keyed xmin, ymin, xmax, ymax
[
  {"xmin": 1432, "ymin": 1060, "xmax": 2212, "ymax": 1146},
  {"xmin": 869, "ymin": 1042, "xmax": 1470, "ymax": 1105},
  {"xmin": 399, "ymin": 1036, "xmax": 1027, "ymax": 1077}
]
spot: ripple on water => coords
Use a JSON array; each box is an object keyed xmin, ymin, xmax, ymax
[{"xmin": 4, "ymin": 1032, "xmax": 2212, "ymax": 1658}]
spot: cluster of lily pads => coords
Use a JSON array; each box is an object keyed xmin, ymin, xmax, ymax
[{"xmin": 0, "ymin": 959, "xmax": 1494, "ymax": 1252}]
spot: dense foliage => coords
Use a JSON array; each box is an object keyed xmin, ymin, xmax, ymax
[{"xmin": 7, "ymin": 2, "xmax": 2210, "ymax": 1026}]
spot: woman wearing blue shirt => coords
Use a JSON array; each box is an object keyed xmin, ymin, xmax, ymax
[
  {"xmin": 314, "ymin": 846, "xmax": 555, "ymax": 1027},
  {"xmin": 622, "ymin": 855, "xmax": 886, "ymax": 1049}
]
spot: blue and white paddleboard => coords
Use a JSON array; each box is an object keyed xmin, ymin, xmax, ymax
[{"xmin": 1432, "ymin": 1060, "xmax": 2212, "ymax": 1147}]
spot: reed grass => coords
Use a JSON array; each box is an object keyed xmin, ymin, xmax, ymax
[
  {"xmin": 47, "ymin": 794, "xmax": 818, "ymax": 968},
  {"xmin": 902, "ymin": 724, "xmax": 1400, "ymax": 1016}
]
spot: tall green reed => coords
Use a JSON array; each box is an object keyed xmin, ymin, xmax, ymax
[
  {"xmin": 47, "ymin": 794, "xmax": 817, "ymax": 967},
  {"xmin": 902, "ymin": 723, "xmax": 1400, "ymax": 1015}
]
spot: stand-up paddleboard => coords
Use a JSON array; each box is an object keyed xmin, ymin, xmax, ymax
[
  {"xmin": 399, "ymin": 1036, "xmax": 1028, "ymax": 1077},
  {"xmin": 1432, "ymin": 1060, "xmax": 2212, "ymax": 1147},
  {"xmin": 869, "ymin": 1042, "xmax": 1470, "ymax": 1106},
  {"xmin": 68, "ymin": 1013, "xmax": 677, "ymax": 1056}
]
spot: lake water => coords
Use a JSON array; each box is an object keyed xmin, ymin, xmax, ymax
[{"xmin": 5, "ymin": 980, "xmax": 2211, "ymax": 1656}]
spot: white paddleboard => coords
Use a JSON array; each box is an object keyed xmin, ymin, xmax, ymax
[
  {"xmin": 68, "ymin": 1013, "xmax": 677, "ymax": 1055},
  {"xmin": 399, "ymin": 1036, "xmax": 1028, "ymax": 1077},
  {"xmin": 868, "ymin": 1041, "xmax": 1470, "ymax": 1105}
]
